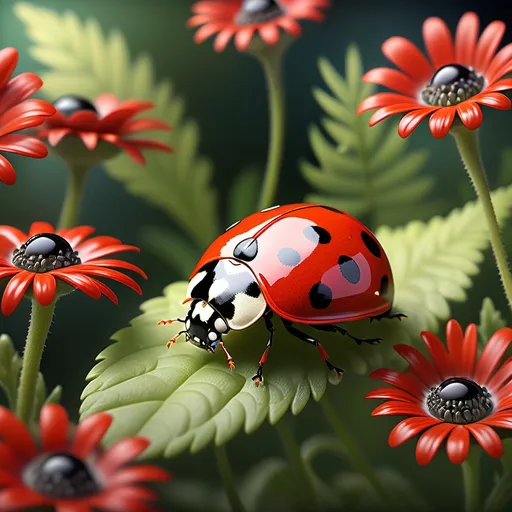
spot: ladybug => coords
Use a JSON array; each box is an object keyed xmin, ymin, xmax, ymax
[{"xmin": 159, "ymin": 204, "xmax": 403, "ymax": 386}]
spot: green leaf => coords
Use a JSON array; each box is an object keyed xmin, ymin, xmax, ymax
[
  {"xmin": 15, "ymin": 2, "xmax": 219, "ymax": 249},
  {"xmin": 478, "ymin": 297, "xmax": 507, "ymax": 347},
  {"xmin": 302, "ymin": 44, "xmax": 437, "ymax": 229},
  {"xmin": 139, "ymin": 226, "xmax": 201, "ymax": 280},
  {"xmin": 227, "ymin": 167, "xmax": 262, "ymax": 226},
  {"xmin": 160, "ymin": 479, "xmax": 227, "ymax": 512},
  {"xmin": 0, "ymin": 335, "xmax": 22, "ymax": 409},
  {"xmin": 80, "ymin": 185, "xmax": 512, "ymax": 458}
]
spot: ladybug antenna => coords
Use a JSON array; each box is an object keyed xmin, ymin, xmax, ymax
[
  {"xmin": 182, "ymin": 297, "xmax": 195, "ymax": 305},
  {"xmin": 157, "ymin": 317, "xmax": 185, "ymax": 326}
]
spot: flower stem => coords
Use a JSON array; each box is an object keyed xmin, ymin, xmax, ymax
[
  {"xmin": 255, "ymin": 47, "xmax": 286, "ymax": 211},
  {"xmin": 452, "ymin": 127, "xmax": 512, "ymax": 312},
  {"xmin": 485, "ymin": 471, "xmax": 512, "ymax": 512},
  {"xmin": 16, "ymin": 299, "xmax": 55, "ymax": 424},
  {"xmin": 462, "ymin": 449, "xmax": 481, "ymax": 512},
  {"xmin": 320, "ymin": 393, "xmax": 400, "ymax": 511},
  {"xmin": 275, "ymin": 416, "xmax": 320, "ymax": 511},
  {"xmin": 57, "ymin": 164, "xmax": 89, "ymax": 230},
  {"xmin": 214, "ymin": 445, "xmax": 247, "ymax": 512}
]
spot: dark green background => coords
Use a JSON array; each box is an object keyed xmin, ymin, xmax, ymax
[{"xmin": 0, "ymin": 1, "xmax": 511, "ymax": 510}]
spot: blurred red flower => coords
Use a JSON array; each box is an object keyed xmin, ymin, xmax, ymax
[
  {"xmin": 0, "ymin": 221, "xmax": 147, "ymax": 315},
  {"xmin": 367, "ymin": 319, "xmax": 512, "ymax": 465},
  {"xmin": 0, "ymin": 47, "xmax": 56, "ymax": 185},
  {"xmin": 188, "ymin": 0, "xmax": 330, "ymax": 52},
  {"xmin": 38, "ymin": 93, "xmax": 172, "ymax": 164},
  {"xmin": 0, "ymin": 404, "xmax": 171, "ymax": 511},
  {"xmin": 358, "ymin": 12, "xmax": 512, "ymax": 138}
]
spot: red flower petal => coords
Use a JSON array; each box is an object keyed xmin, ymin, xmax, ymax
[
  {"xmin": 420, "ymin": 331, "xmax": 454, "ymax": 378},
  {"xmin": 497, "ymin": 395, "xmax": 512, "ymax": 411},
  {"xmin": 77, "ymin": 266, "xmax": 143, "ymax": 294},
  {"xmin": 459, "ymin": 323, "xmax": 478, "ymax": 377},
  {"xmin": 487, "ymin": 357, "xmax": 512, "ymax": 393},
  {"xmin": 0, "ymin": 469, "xmax": 20, "ymax": 486},
  {"xmin": 0, "ymin": 134, "xmax": 48, "ymax": 159},
  {"xmin": 486, "ymin": 43, "xmax": 512, "ymax": 83},
  {"xmin": 474, "ymin": 327, "xmax": 512, "ymax": 384},
  {"xmin": 0, "ymin": 154, "xmax": 16, "ymax": 185},
  {"xmin": 0, "ymin": 443, "xmax": 20, "ymax": 473},
  {"xmin": 445, "ymin": 319, "xmax": 464, "ymax": 367},
  {"xmin": 51, "ymin": 271, "xmax": 101, "ymax": 299},
  {"xmin": 40, "ymin": 404, "xmax": 69, "ymax": 452},
  {"xmin": 366, "ymin": 387, "xmax": 420, "ymax": 403},
  {"xmin": 0, "ymin": 268, "xmax": 18, "ymax": 280},
  {"xmin": 112, "ymin": 139, "xmax": 145, "ymax": 164},
  {"xmin": 0, "ymin": 226, "xmax": 26, "ymax": 248},
  {"xmin": 416, "ymin": 423, "xmax": 454, "ymax": 465},
  {"xmin": 1, "ymin": 271, "xmax": 34, "ymax": 316},
  {"xmin": 66, "ymin": 111, "xmax": 100, "ymax": 131},
  {"xmin": 0, "ymin": 48, "xmax": 18, "ymax": 90},
  {"xmin": 47, "ymin": 127, "xmax": 72, "ymax": 146},
  {"xmin": 0, "ymin": 487, "xmax": 49, "ymax": 511},
  {"xmin": 446, "ymin": 425, "xmax": 470, "ymax": 464},
  {"xmin": 484, "ymin": 411, "xmax": 512, "ymax": 429},
  {"xmin": 428, "ymin": 107, "xmax": 456, "ymax": 138},
  {"xmin": 235, "ymin": 26, "xmax": 256, "ymax": 51},
  {"xmin": 455, "ymin": 12, "xmax": 480, "ymax": 67},
  {"xmin": 487, "ymin": 78, "xmax": 512, "ymax": 92},
  {"xmin": 0, "ymin": 407, "xmax": 37, "ymax": 459},
  {"xmin": 388, "ymin": 416, "xmax": 440, "ymax": 447},
  {"xmin": 0, "ymin": 73, "xmax": 43, "ymax": 114},
  {"xmin": 357, "ymin": 92, "xmax": 417, "ymax": 114},
  {"xmin": 476, "ymin": 92, "xmax": 511, "ymax": 110},
  {"xmin": 60, "ymin": 226, "xmax": 96, "ymax": 248},
  {"xmin": 381, "ymin": 36, "xmax": 433, "ymax": 83},
  {"xmin": 369, "ymin": 104, "xmax": 420, "ymax": 126},
  {"xmin": 371, "ymin": 400, "xmax": 427, "ymax": 418},
  {"xmin": 369, "ymin": 368, "xmax": 426, "ymax": 397},
  {"xmin": 80, "ymin": 243, "xmax": 140, "ymax": 262},
  {"xmin": 214, "ymin": 28, "xmax": 236, "ymax": 52},
  {"xmin": 259, "ymin": 23, "xmax": 281, "ymax": 46},
  {"xmin": 120, "ymin": 118, "xmax": 172, "ymax": 134},
  {"xmin": 29, "ymin": 221, "xmax": 55, "ymax": 237},
  {"xmin": 94, "ymin": 281, "xmax": 119, "ymax": 304},
  {"xmin": 475, "ymin": 20, "xmax": 506, "ymax": 72},
  {"xmin": 456, "ymin": 102, "xmax": 483, "ymax": 131},
  {"xmin": 0, "ymin": 99, "xmax": 55, "ymax": 135},
  {"xmin": 95, "ymin": 93, "xmax": 120, "ymax": 117},
  {"xmin": 75, "ymin": 235, "xmax": 121, "ymax": 255},
  {"xmin": 398, "ymin": 109, "xmax": 435, "ymax": 138},
  {"xmin": 194, "ymin": 22, "xmax": 223, "ymax": 44},
  {"xmin": 125, "ymin": 138, "xmax": 173, "ymax": 153},
  {"xmin": 394, "ymin": 344, "xmax": 440, "ymax": 387},
  {"xmin": 79, "ymin": 131, "xmax": 99, "ymax": 150},
  {"xmin": 107, "ymin": 465, "xmax": 171, "ymax": 486},
  {"xmin": 422, "ymin": 17, "xmax": 455, "ymax": 69},
  {"xmin": 89, "ymin": 259, "xmax": 147, "ymax": 278},
  {"xmin": 70, "ymin": 412, "xmax": 112, "ymax": 459},
  {"xmin": 91, "ymin": 487, "xmax": 157, "ymax": 512},
  {"xmin": 362, "ymin": 68, "xmax": 419, "ymax": 96},
  {"xmin": 55, "ymin": 503, "xmax": 90, "ymax": 512},
  {"xmin": 467, "ymin": 424, "xmax": 504, "ymax": 458},
  {"xmin": 276, "ymin": 17, "xmax": 302, "ymax": 37},
  {"xmin": 97, "ymin": 438, "xmax": 149, "ymax": 475},
  {"xmin": 33, "ymin": 273, "xmax": 57, "ymax": 307}
]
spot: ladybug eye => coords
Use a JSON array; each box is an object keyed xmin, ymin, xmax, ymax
[{"xmin": 214, "ymin": 317, "xmax": 228, "ymax": 333}]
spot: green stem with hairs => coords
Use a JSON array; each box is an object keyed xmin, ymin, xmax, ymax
[
  {"xmin": 462, "ymin": 449, "xmax": 481, "ymax": 512},
  {"xmin": 16, "ymin": 299, "xmax": 55, "ymax": 424},
  {"xmin": 214, "ymin": 445, "xmax": 247, "ymax": 512},
  {"xmin": 275, "ymin": 416, "xmax": 320, "ymax": 511},
  {"xmin": 452, "ymin": 127, "xmax": 512, "ymax": 312},
  {"xmin": 57, "ymin": 164, "xmax": 89, "ymax": 230},
  {"xmin": 320, "ymin": 393, "xmax": 401, "ymax": 511},
  {"xmin": 255, "ymin": 47, "xmax": 286, "ymax": 211}
]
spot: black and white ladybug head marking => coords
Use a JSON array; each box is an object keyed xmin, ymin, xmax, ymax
[{"xmin": 184, "ymin": 298, "xmax": 230, "ymax": 351}]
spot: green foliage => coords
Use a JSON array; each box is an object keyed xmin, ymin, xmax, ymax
[
  {"xmin": 478, "ymin": 297, "xmax": 507, "ymax": 346},
  {"xmin": 302, "ymin": 45, "xmax": 438, "ymax": 228},
  {"xmin": 227, "ymin": 167, "xmax": 261, "ymax": 226},
  {"xmin": 81, "ymin": 185, "xmax": 512, "ymax": 458},
  {"xmin": 0, "ymin": 334, "xmax": 61, "ymax": 417},
  {"xmin": 15, "ymin": 2, "xmax": 219, "ymax": 260}
]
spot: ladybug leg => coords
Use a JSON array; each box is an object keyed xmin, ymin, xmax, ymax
[
  {"xmin": 252, "ymin": 310, "xmax": 274, "ymax": 387},
  {"xmin": 311, "ymin": 324, "xmax": 382, "ymax": 346},
  {"xmin": 369, "ymin": 310, "xmax": 408, "ymax": 323},
  {"xmin": 281, "ymin": 319, "xmax": 344, "ymax": 378}
]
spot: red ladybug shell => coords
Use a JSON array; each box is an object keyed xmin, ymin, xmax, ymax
[{"xmin": 189, "ymin": 204, "xmax": 394, "ymax": 324}]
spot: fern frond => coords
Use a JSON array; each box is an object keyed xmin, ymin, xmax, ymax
[{"xmin": 302, "ymin": 45, "xmax": 438, "ymax": 229}]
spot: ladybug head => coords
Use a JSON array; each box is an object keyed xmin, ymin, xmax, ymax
[{"xmin": 183, "ymin": 299, "xmax": 230, "ymax": 352}]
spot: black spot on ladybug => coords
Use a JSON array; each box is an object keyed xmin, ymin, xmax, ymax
[
  {"xmin": 361, "ymin": 231, "xmax": 381, "ymax": 258},
  {"xmin": 233, "ymin": 238, "xmax": 258, "ymax": 261},
  {"xmin": 338, "ymin": 256, "xmax": 360, "ymax": 284},
  {"xmin": 213, "ymin": 299, "xmax": 235, "ymax": 320},
  {"xmin": 380, "ymin": 275, "xmax": 389, "ymax": 297},
  {"xmin": 309, "ymin": 282, "xmax": 332, "ymax": 309},
  {"xmin": 277, "ymin": 247, "xmax": 301, "ymax": 267},
  {"xmin": 303, "ymin": 225, "xmax": 331, "ymax": 244},
  {"xmin": 190, "ymin": 262, "xmax": 216, "ymax": 299},
  {"xmin": 225, "ymin": 220, "xmax": 240, "ymax": 232},
  {"xmin": 320, "ymin": 205, "xmax": 344, "ymax": 214},
  {"xmin": 245, "ymin": 281, "xmax": 262, "ymax": 298}
]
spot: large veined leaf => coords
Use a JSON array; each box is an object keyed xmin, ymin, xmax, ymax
[
  {"xmin": 302, "ymin": 45, "xmax": 439, "ymax": 229},
  {"xmin": 15, "ymin": 2, "xmax": 219, "ymax": 250},
  {"xmin": 80, "ymin": 185, "xmax": 512, "ymax": 458}
]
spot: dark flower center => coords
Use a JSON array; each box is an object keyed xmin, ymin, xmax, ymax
[
  {"xmin": 12, "ymin": 233, "xmax": 81, "ymax": 273},
  {"xmin": 23, "ymin": 452, "xmax": 101, "ymax": 499},
  {"xmin": 236, "ymin": 0, "xmax": 284, "ymax": 25},
  {"xmin": 422, "ymin": 64, "xmax": 485, "ymax": 106},
  {"xmin": 426, "ymin": 377, "xmax": 493, "ymax": 424},
  {"xmin": 53, "ymin": 95, "xmax": 97, "ymax": 116}
]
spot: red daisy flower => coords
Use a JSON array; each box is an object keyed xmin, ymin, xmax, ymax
[
  {"xmin": 0, "ymin": 221, "xmax": 147, "ymax": 315},
  {"xmin": 37, "ymin": 93, "xmax": 173, "ymax": 164},
  {"xmin": 188, "ymin": 0, "xmax": 330, "ymax": 52},
  {"xmin": 0, "ymin": 47, "xmax": 56, "ymax": 185},
  {"xmin": 367, "ymin": 319, "xmax": 512, "ymax": 465},
  {"xmin": 358, "ymin": 12, "xmax": 512, "ymax": 138},
  {"xmin": 0, "ymin": 404, "xmax": 171, "ymax": 511}
]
